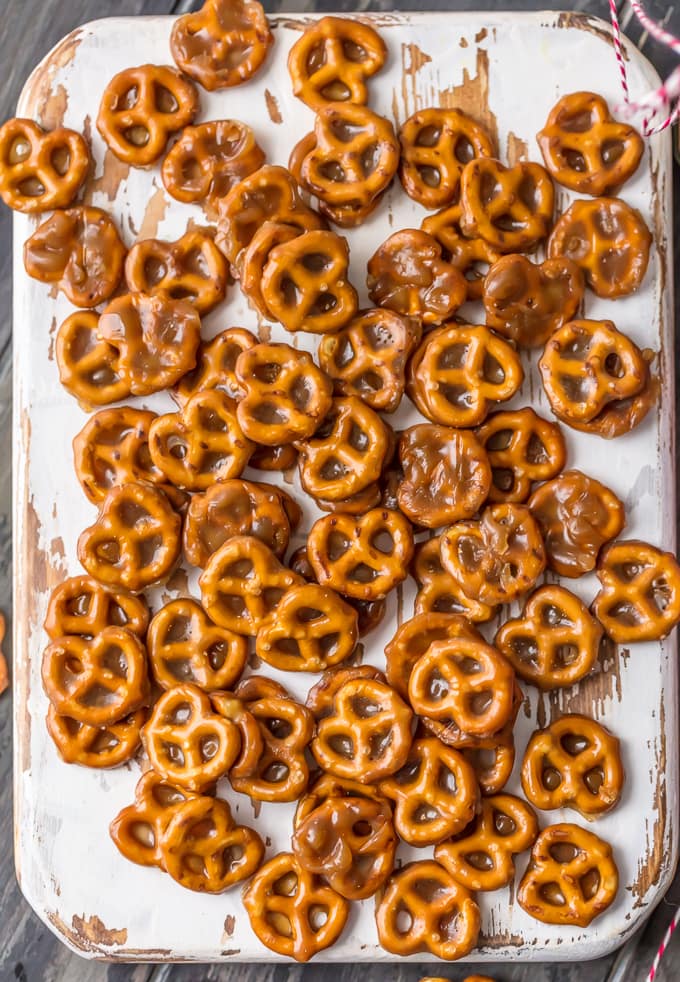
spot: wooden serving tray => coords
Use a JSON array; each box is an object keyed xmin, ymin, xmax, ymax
[{"xmin": 13, "ymin": 9, "xmax": 677, "ymax": 964}]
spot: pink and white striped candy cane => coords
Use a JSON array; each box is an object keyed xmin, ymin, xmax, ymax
[{"xmin": 647, "ymin": 905, "xmax": 680, "ymax": 981}]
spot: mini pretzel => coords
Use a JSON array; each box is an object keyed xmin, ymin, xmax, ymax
[
  {"xmin": 398, "ymin": 424, "xmax": 491, "ymax": 528},
  {"xmin": 460, "ymin": 158, "xmax": 554, "ymax": 252},
  {"xmin": 56, "ymin": 311, "xmax": 129, "ymax": 411},
  {"xmin": 407, "ymin": 324, "xmax": 523, "ymax": 427},
  {"xmin": 47, "ymin": 705, "xmax": 145, "ymax": 768},
  {"xmin": 367, "ymin": 229, "xmax": 467, "ymax": 325},
  {"xmin": 289, "ymin": 135, "xmax": 374, "ymax": 229},
  {"xmin": 422, "ymin": 201, "xmax": 502, "ymax": 301},
  {"xmin": 496, "ymin": 585, "xmax": 602, "ymax": 689},
  {"xmin": 548, "ymin": 197, "xmax": 651, "ymax": 298},
  {"xmin": 78, "ymin": 482, "xmax": 181, "ymax": 593},
  {"xmin": 173, "ymin": 326, "xmax": 256, "ymax": 405},
  {"xmin": 162, "ymin": 120, "xmax": 265, "ymax": 204},
  {"xmin": 306, "ymin": 664, "xmax": 384, "ymax": 718},
  {"xmin": 521, "ymin": 714, "xmax": 624, "ymax": 817},
  {"xmin": 528, "ymin": 469, "xmax": 625, "ymax": 578},
  {"xmin": 312, "ymin": 481, "xmax": 382, "ymax": 515},
  {"xmin": 288, "ymin": 15, "xmax": 386, "ymax": 111},
  {"xmin": 210, "ymin": 689, "xmax": 265, "ymax": 779},
  {"xmin": 538, "ymin": 91, "xmax": 644, "ymax": 196},
  {"xmin": 435, "ymin": 793, "xmax": 538, "ymax": 891},
  {"xmin": 376, "ymin": 859, "xmax": 480, "ymax": 959},
  {"xmin": 308, "ymin": 508, "xmax": 414, "ymax": 600},
  {"xmin": 147, "ymin": 598, "xmax": 247, "ymax": 692},
  {"xmin": 294, "ymin": 771, "xmax": 387, "ymax": 823},
  {"xmin": 41, "ymin": 626, "xmax": 149, "ymax": 727},
  {"xmin": 399, "ymin": 108, "xmax": 495, "ymax": 209},
  {"xmin": 44, "ymin": 575, "xmax": 149, "ymax": 640},
  {"xmin": 250, "ymin": 442, "xmax": 299, "ymax": 471},
  {"xmin": 593, "ymin": 539, "xmax": 680, "ymax": 642},
  {"xmin": 98, "ymin": 292, "xmax": 201, "ymax": 396},
  {"xmin": 476, "ymin": 409, "xmax": 567, "ymax": 504},
  {"xmin": 159, "ymin": 796, "xmax": 264, "ymax": 893},
  {"xmin": 517, "ymin": 823, "xmax": 618, "ymax": 927},
  {"xmin": 0, "ymin": 118, "xmax": 90, "ymax": 213},
  {"xmin": 440, "ymin": 503, "xmax": 546, "ymax": 605},
  {"xmin": 483, "ymin": 255, "xmax": 584, "ymax": 348},
  {"xmin": 97, "ymin": 64, "xmax": 199, "ymax": 166},
  {"xmin": 256, "ymin": 583, "xmax": 358, "ymax": 672},
  {"xmin": 199, "ymin": 535, "xmax": 303, "ymax": 635},
  {"xmin": 110, "ymin": 770, "xmax": 198, "ymax": 868},
  {"xmin": 421, "ymin": 679, "xmax": 523, "ymax": 751},
  {"xmin": 239, "ymin": 222, "xmax": 304, "ymax": 317},
  {"xmin": 385, "ymin": 612, "xmax": 482, "ymax": 699},
  {"xmin": 171, "ymin": 0, "xmax": 272, "ymax": 90},
  {"xmin": 261, "ymin": 229, "xmax": 358, "ymax": 334},
  {"xmin": 124, "ymin": 229, "xmax": 228, "ymax": 314},
  {"xmin": 460, "ymin": 735, "xmax": 516, "ymax": 796},
  {"xmin": 567, "ymin": 367, "xmax": 659, "ymax": 440},
  {"xmin": 380, "ymin": 736, "xmax": 479, "ymax": 846},
  {"xmin": 412, "ymin": 536, "xmax": 497, "ymax": 623},
  {"xmin": 24, "ymin": 206, "xmax": 125, "ymax": 307},
  {"xmin": 243, "ymin": 851, "xmax": 349, "ymax": 962}
]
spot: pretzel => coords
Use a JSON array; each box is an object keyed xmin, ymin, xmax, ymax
[
  {"xmin": 0, "ymin": 118, "xmax": 90, "ymax": 213},
  {"xmin": 421, "ymin": 678, "xmax": 523, "ymax": 751},
  {"xmin": 124, "ymin": 229, "xmax": 228, "ymax": 315},
  {"xmin": 261, "ymin": 229, "xmax": 358, "ymax": 334},
  {"xmin": 110, "ymin": 770, "xmax": 199, "ymax": 869},
  {"xmin": 306, "ymin": 665, "xmax": 383, "ymax": 718},
  {"xmin": 243, "ymin": 851, "xmax": 349, "ymax": 961},
  {"xmin": 41, "ymin": 626, "xmax": 149, "ymax": 727},
  {"xmin": 407, "ymin": 324, "xmax": 523, "ymax": 427},
  {"xmin": 496, "ymin": 585, "xmax": 602, "ymax": 689},
  {"xmin": 250, "ymin": 442, "xmax": 299, "ymax": 471},
  {"xmin": 256, "ymin": 583, "xmax": 358, "ymax": 672},
  {"xmin": 97, "ymin": 64, "xmax": 199, "ymax": 166},
  {"xmin": 380, "ymin": 736, "xmax": 479, "ymax": 846},
  {"xmin": 548, "ymin": 197, "xmax": 651, "ymax": 298},
  {"xmin": 24, "ymin": 206, "xmax": 125, "ymax": 307},
  {"xmin": 399, "ymin": 108, "xmax": 495, "ymax": 209},
  {"xmin": 312, "ymin": 480, "xmax": 382, "ymax": 515},
  {"xmin": 78, "ymin": 482, "xmax": 181, "ymax": 592},
  {"xmin": 435, "ymin": 793, "xmax": 538, "ymax": 891},
  {"xmin": 287, "ymin": 15, "xmax": 386, "ymax": 111},
  {"xmin": 293, "ymin": 771, "xmax": 387, "ymax": 824},
  {"xmin": 528, "ymin": 469, "xmax": 625, "ymax": 578},
  {"xmin": 47, "ymin": 705, "xmax": 145, "ymax": 768},
  {"xmin": 174, "ymin": 327, "xmax": 256, "ymax": 406},
  {"xmin": 239, "ymin": 222, "xmax": 304, "ymax": 317},
  {"xmin": 159, "ymin": 796, "xmax": 265, "ymax": 893},
  {"xmin": 412, "ymin": 536, "xmax": 497, "ymax": 623},
  {"xmin": 183, "ymin": 479, "xmax": 299, "ymax": 567},
  {"xmin": 44, "ymin": 575, "xmax": 149, "ymax": 640},
  {"xmin": 521, "ymin": 714, "xmax": 624, "ymax": 818},
  {"xmin": 209, "ymin": 689, "xmax": 265, "ymax": 778},
  {"xmin": 567, "ymin": 367, "xmax": 659, "ymax": 439},
  {"xmin": 476, "ymin": 409, "xmax": 567, "ymax": 504},
  {"xmin": 483, "ymin": 255, "xmax": 585, "ymax": 348},
  {"xmin": 440, "ymin": 503, "xmax": 546, "ymax": 605},
  {"xmin": 538, "ymin": 91, "xmax": 644, "ymax": 196},
  {"xmin": 517, "ymin": 823, "xmax": 618, "ymax": 926},
  {"xmin": 171, "ymin": 0, "xmax": 272, "ymax": 90},
  {"xmin": 162, "ymin": 120, "xmax": 265, "ymax": 204},
  {"xmin": 367, "ymin": 229, "xmax": 467, "ymax": 325},
  {"xmin": 385, "ymin": 612, "xmax": 482, "ymax": 699},
  {"xmin": 460, "ymin": 735, "xmax": 516, "ymax": 796},
  {"xmin": 55, "ymin": 311, "xmax": 129, "ymax": 411},
  {"xmin": 398, "ymin": 424, "xmax": 491, "ymax": 528},
  {"xmin": 199, "ymin": 535, "xmax": 303, "ymax": 635},
  {"xmin": 308, "ymin": 508, "xmax": 414, "ymax": 600},
  {"xmin": 376, "ymin": 859, "xmax": 480, "ymax": 959},
  {"xmin": 422, "ymin": 201, "xmax": 502, "ymax": 301},
  {"xmin": 593, "ymin": 539, "xmax": 680, "ymax": 642},
  {"xmin": 460, "ymin": 158, "xmax": 554, "ymax": 252}
]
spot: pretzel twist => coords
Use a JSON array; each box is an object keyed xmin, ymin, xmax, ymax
[
  {"xmin": 412, "ymin": 536, "xmax": 497, "ymax": 623},
  {"xmin": 0, "ymin": 118, "xmax": 90, "ymax": 213},
  {"xmin": 44, "ymin": 575, "xmax": 149, "ymax": 640},
  {"xmin": 385, "ymin": 612, "xmax": 482, "ymax": 699},
  {"xmin": 110, "ymin": 770, "xmax": 199, "ymax": 868},
  {"xmin": 124, "ymin": 230, "xmax": 228, "ymax": 314},
  {"xmin": 422, "ymin": 201, "xmax": 502, "ymax": 301},
  {"xmin": 173, "ymin": 327, "xmax": 256, "ymax": 405},
  {"xmin": 47, "ymin": 705, "xmax": 145, "ymax": 768},
  {"xmin": 476, "ymin": 408, "xmax": 566, "ymax": 504},
  {"xmin": 56, "ymin": 311, "xmax": 129, "ymax": 410},
  {"xmin": 162, "ymin": 120, "xmax": 265, "ymax": 203},
  {"xmin": 460, "ymin": 158, "xmax": 554, "ymax": 252}
]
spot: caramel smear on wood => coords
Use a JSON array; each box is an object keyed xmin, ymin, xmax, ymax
[
  {"xmin": 71, "ymin": 914, "xmax": 128, "ymax": 948},
  {"xmin": 264, "ymin": 89, "xmax": 283, "ymax": 124},
  {"xmin": 137, "ymin": 184, "xmax": 168, "ymax": 240},
  {"xmin": 631, "ymin": 699, "xmax": 668, "ymax": 904},
  {"xmin": 439, "ymin": 49, "xmax": 499, "ymax": 150},
  {"xmin": 400, "ymin": 42, "xmax": 433, "ymax": 119},
  {"xmin": 86, "ymin": 149, "xmax": 130, "ymax": 205},
  {"xmin": 507, "ymin": 131, "xmax": 529, "ymax": 166},
  {"xmin": 22, "ymin": 29, "xmax": 82, "ymax": 124}
]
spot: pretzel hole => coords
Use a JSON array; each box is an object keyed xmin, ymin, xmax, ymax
[
  {"xmin": 329, "ymin": 119, "xmax": 365, "ymax": 146},
  {"xmin": 356, "ymin": 370, "xmax": 387, "ymax": 395},
  {"xmin": 604, "ymin": 352, "xmax": 624, "ymax": 378},
  {"xmin": 129, "ymin": 820, "xmax": 155, "ymax": 848},
  {"xmin": 553, "ymin": 644, "xmax": 579, "ymax": 668},
  {"xmin": 542, "ymin": 766, "xmax": 562, "ymax": 791},
  {"xmin": 119, "ymin": 500, "xmax": 151, "ymax": 528},
  {"xmin": 480, "ymin": 171, "xmax": 501, "ymax": 204},
  {"xmin": 492, "ymin": 468, "xmax": 515, "ymax": 493},
  {"xmin": 372, "ymin": 530, "xmax": 394, "ymax": 555},
  {"xmin": 415, "ymin": 876, "xmax": 447, "ymax": 903},
  {"xmin": 343, "ymin": 38, "xmax": 369, "ymax": 62},
  {"xmin": 483, "ymin": 352, "xmax": 506, "ymax": 384},
  {"xmin": 155, "ymin": 85, "xmax": 179, "ymax": 114},
  {"xmin": 563, "ymin": 148, "xmax": 587, "ymax": 173},
  {"xmin": 539, "ymin": 881, "xmax": 566, "ymax": 906},
  {"xmin": 199, "ymin": 734, "xmax": 222, "ymax": 761},
  {"xmin": 18, "ymin": 177, "xmax": 45, "ymax": 198},
  {"xmin": 601, "ymin": 140, "xmax": 625, "ymax": 167},
  {"xmin": 96, "ymin": 540, "xmax": 121, "ymax": 564},
  {"xmin": 509, "ymin": 636, "xmax": 538, "ymax": 665},
  {"xmin": 142, "ymin": 256, "xmax": 167, "ymax": 286},
  {"xmin": 327, "ymin": 530, "xmax": 350, "ymax": 559},
  {"xmin": 180, "ymin": 156, "xmax": 204, "ymax": 185},
  {"xmin": 101, "ymin": 642, "xmax": 130, "ymax": 678},
  {"xmin": 153, "ymin": 784, "xmax": 187, "ymax": 808},
  {"xmin": 465, "ymin": 746, "xmax": 498, "ymax": 775},
  {"xmin": 265, "ymin": 716, "xmax": 293, "ymax": 740},
  {"xmin": 311, "ymin": 292, "xmax": 338, "ymax": 317},
  {"xmin": 351, "ymin": 695, "xmax": 382, "ymax": 718},
  {"xmin": 328, "ymin": 733, "xmax": 355, "ymax": 759},
  {"xmin": 584, "ymin": 766, "xmax": 604, "ymax": 794},
  {"xmin": 437, "ymin": 342, "xmax": 467, "ymax": 370},
  {"xmin": 252, "ymin": 401, "xmax": 290, "ymax": 426},
  {"xmin": 207, "ymin": 641, "xmax": 228, "ymax": 671},
  {"xmin": 465, "ymin": 850, "xmax": 494, "ymax": 871},
  {"xmin": 438, "ymin": 765, "xmax": 458, "ymax": 795},
  {"xmin": 266, "ymin": 910, "xmax": 293, "ymax": 938},
  {"xmin": 139, "ymin": 535, "xmax": 163, "ymax": 569},
  {"xmin": 423, "ymin": 667, "xmax": 448, "ymax": 703},
  {"xmin": 309, "ymin": 904, "xmax": 329, "ymax": 931},
  {"xmin": 494, "ymin": 810, "xmax": 517, "ymax": 836},
  {"xmin": 557, "ymin": 372, "xmax": 588, "ymax": 404},
  {"xmin": 319, "ymin": 160, "xmax": 347, "ymax": 184},
  {"xmin": 8, "ymin": 136, "xmax": 31, "ymax": 164},
  {"xmin": 90, "ymin": 727, "xmax": 123, "ymax": 752},
  {"xmin": 606, "ymin": 601, "xmax": 642, "ymax": 627},
  {"xmin": 394, "ymin": 907, "xmax": 413, "ymax": 934},
  {"xmin": 527, "ymin": 433, "xmax": 549, "ymax": 464},
  {"xmin": 457, "ymin": 535, "xmax": 484, "ymax": 571},
  {"xmin": 549, "ymin": 842, "xmax": 578, "ymax": 863},
  {"xmin": 454, "ymin": 136, "xmax": 476, "ymax": 165},
  {"xmin": 163, "ymin": 740, "xmax": 185, "ymax": 766},
  {"xmin": 413, "ymin": 804, "xmax": 440, "ymax": 825},
  {"xmin": 361, "ymin": 144, "xmax": 380, "ymax": 177},
  {"xmin": 66, "ymin": 592, "xmax": 93, "ymax": 618},
  {"xmin": 350, "ymin": 562, "xmax": 378, "ymax": 584},
  {"xmin": 580, "ymin": 868, "xmax": 601, "ymax": 900},
  {"xmin": 263, "ymin": 587, "xmax": 286, "ymax": 612},
  {"xmin": 416, "ymin": 164, "xmax": 440, "ymax": 190},
  {"xmin": 124, "ymin": 126, "xmax": 151, "ymax": 148}
]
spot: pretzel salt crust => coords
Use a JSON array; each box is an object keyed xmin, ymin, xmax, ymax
[
  {"xmin": 162, "ymin": 120, "xmax": 265, "ymax": 204},
  {"xmin": 0, "ymin": 118, "xmax": 90, "ymax": 213},
  {"xmin": 47, "ymin": 705, "xmax": 145, "ymax": 769},
  {"xmin": 413, "ymin": 536, "xmax": 497, "ymax": 623},
  {"xmin": 476, "ymin": 409, "xmax": 566, "ymax": 504},
  {"xmin": 422, "ymin": 201, "xmax": 502, "ymax": 301},
  {"xmin": 110, "ymin": 770, "xmax": 198, "ymax": 868},
  {"xmin": 44, "ymin": 575, "xmax": 149, "ymax": 640},
  {"xmin": 173, "ymin": 326, "xmax": 256, "ymax": 406},
  {"xmin": 56, "ymin": 311, "xmax": 129, "ymax": 411}
]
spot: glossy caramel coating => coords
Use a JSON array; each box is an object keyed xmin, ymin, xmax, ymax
[
  {"xmin": 124, "ymin": 229, "xmax": 228, "ymax": 314},
  {"xmin": 110, "ymin": 770, "xmax": 198, "ymax": 869},
  {"xmin": 476, "ymin": 408, "xmax": 567, "ymax": 503},
  {"xmin": 422, "ymin": 200, "xmax": 502, "ymax": 301},
  {"xmin": 0, "ymin": 118, "xmax": 90, "ymax": 213},
  {"xmin": 56, "ymin": 311, "xmax": 129, "ymax": 411},
  {"xmin": 173, "ymin": 327, "xmax": 256, "ymax": 406},
  {"xmin": 162, "ymin": 120, "xmax": 265, "ymax": 203},
  {"xmin": 47, "ymin": 705, "xmax": 145, "ymax": 768},
  {"xmin": 44, "ymin": 575, "xmax": 149, "ymax": 640},
  {"xmin": 412, "ymin": 536, "xmax": 497, "ymax": 623},
  {"xmin": 385, "ymin": 611, "xmax": 482, "ymax": 699}
]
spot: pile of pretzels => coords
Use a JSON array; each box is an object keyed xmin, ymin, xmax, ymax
[{"xmin": 4, "ymin": 0, "xmax": 680, "ymax": 963}]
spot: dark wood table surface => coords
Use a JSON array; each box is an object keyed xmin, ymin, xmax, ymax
[{"xmin": 1, "ymin": 1, "xmax": 679, "ymax": 979}]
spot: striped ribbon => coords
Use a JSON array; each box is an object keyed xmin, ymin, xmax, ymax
[{"xmin": 647, "ymin": 906, "xmax": 680, "ymax": 980}]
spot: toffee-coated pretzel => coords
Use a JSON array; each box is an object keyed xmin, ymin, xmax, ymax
[
  {"xmin": 440, "ymin": 503, "xmax": 546, "ymax": 605},
  {"xmin": 239, "ymin": 222, "xmax": 303, "ymax": 317},
  {"xmin": 385, "ymin": 611, "xmax": 482, "ymax": 699},
  {"xmin": 110, "ymin": 770, "xmax": 198, "ymax": 868},
  {"xmin": 517, "ymin": 823, "xmax": 618, "ymax": 927},
  {"xmin": 460, "ymin": 157, "xmax": 554, "ymax": 252},
  {"xmin": 210, "ymin": 689, "xmax": 265, "ymax": 779},
  {"xmin": 78, "ymin": 482, "xmax": 181, "ymax": 593},
  {"xmin": 435, "ymin": 793, "xmax": 538, "ymax": 892},
  {"xmin": 306, "ymin": 664, "xmax": 384, "ymax": 719},
  {"xmin": 566, "ymin": 366, "xmax": 659, "ymax": 440},
  {"xmin": 460, "ymin": 734, "xmax": 516, "ymax": 797},
  {"xmin": 24, "ymin": 206, "xmax": 125, "ymax": 307},
  {"xmin": 162, "ymin": 120, "xmax": 265, "ymax": 204},
  {"xmin": 399, "ymin": 107, "xmax": 495, "ymax": 209},
  {"xmin": 375, "ymin": 859, "xmax": 480, "ymax": 959},
  {"xmin": 173, "ymin": 327, "xmax": 256, "ymax": 406},
  {"xmin": 521, "ymin": 714, "xmax": 624, "ymax": 817},
  {"xmin": 593, "ymin": 539, "xmax": 680, "ymax": 642},
  {"xmin": 412, "ymin": 536, "xmax": 497, "ymax": 623},
  {"xmin": 287, "ymin": 15, "xmax": 387, "ymax": 111},
  {"xmin": 312, "ymin": 480, "xmax": 382, "ymax": 515},
  {"xmin": 0, "ymin": 118, "xmax": 90, "ymax": 213},
  {"xmin": 476, "ymin": 408, "xmax": 567, "ymax": 504},
  {"xmin": 288, "ymin": 135, "xmax": 371, "ymax": 229},
  {"xmin": 421, "ymin": 679, "xmax": 523, "ymax": 752},
  {"xmin": 495, "ymin": 584, "xmax": 602, "ymax": 689},
  {"xmin": 308, "ymin": 508, "xmax": 414, "ymax": 600},
  {"xmin": 367, "ymin": 229, "xmax": 467, "ymax": 325},
  {"xmin": 243, "ymin": 851, "xmax": 349, "ymax": 962},
  {"xmin": 171, "ymin": 0, "xmax": 273, "ymax": 90},
  {"xmin": 380, "ymin": 736, "xmax": 479, "ymax": 846},
  {"xmin": 528, "ymin": 469, "xmax": 625, "ymax": 578},
  {"xmin": 47, "ymin": 705, "xmax": 145, "ymax": 769},
  {"xmin": 44, "ymin": 574, "xmax": 149, "ymax": 640},
  {"xmin": 124, "ymin": 229, "xmax": 228, "ymax": 314},
  {"xmin": 548, "ymin": 197, "xmax": 651, "ymax": 299},
  {"xmin": 293, "ymin": 771, "xmax": 387, "ymax": 824},
  {"xmin": 56, "ymin": 311, "xmax": 130, "ymax": 411},
  {"xmin": 159, "ymin": 796, "xmax": 265, "ymax": 893},
  {"xmin": 97, "ymin": 64, "xmax": 199, "ymax": 166},
  {"xmin": 250, "ymin": 442, "xmax": 299, "ymax": 472},
  {"xmin": 483, "ymin": 255, "xmax": 584, "ymax": 348},
  {"xmin": 537, "ymin": 91, "xmax": 644, "ymax": 196},
  {"xmin": 422, "ymin": 201, "xmax": 502, "ymax": 301},
  {"xmin": 407, "ymin": 324, "xmax": 523, "ymax": 428},
  {"xmin": 41, "ymin": 626, "xmax": 149, "ymax": 727}
]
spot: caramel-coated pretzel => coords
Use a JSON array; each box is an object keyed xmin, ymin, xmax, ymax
[
  {"xmin": 422, "ymin": 201, "xmax": 502, "ymax": 301},
  {"xmin": 476, "ymin": 408, "xmax": 567, "ymax": 504},
  {"xmin": 566, "ymin": 367, "xmax": 659, "ymax": 440},
  {"xmin": 124, "ymin": 229, "xmax": 228, "ymax": 314},
  {"xmin": 0, "ymin": 118, "xmax": 90, "ymax": 213},
  {"xmin": 305, "ymin": 664, "xmax": 384, "ymax": 719},
  {"xmin": 460, "ymin": 735, "xmax": 516, "ymax": 797},
  {"xmin": 412, "ymin": 536, "xmax": 497, "ymax": 623},
  {"xmin": 173, "ymin": 326, "xmax": 256, "ymax": 406},
  {"xmin": 47, "ymin": 705, "xmax": 145, "ymax": 769},
  {"xmin": 110, "ymin": 769, "xmax": 198, "ymax": 868},
  {"xmin": 239, "ymin": 222, "xmax": 304, "ymax": 317},
  {"xmin": 421, "ymin": 679, "xmax": 523, "ymax": 752},
  {"xmin": 385, "ymin": 611, "xmax": 482, "ymax": 699},
  {"xmin": 162, "ymin": 120, "xmax": 265, "ymax": 203},
  {"xmin": 56, "ymin": 310, "xmax": 130, "ymax": 411},
  {"xmin": 210, "ymin": 689, "xmax": 265, "ymax": 779},
  {"xmin": 44, "ymin": 574, "xmax": 149, "ymax": 640}
]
